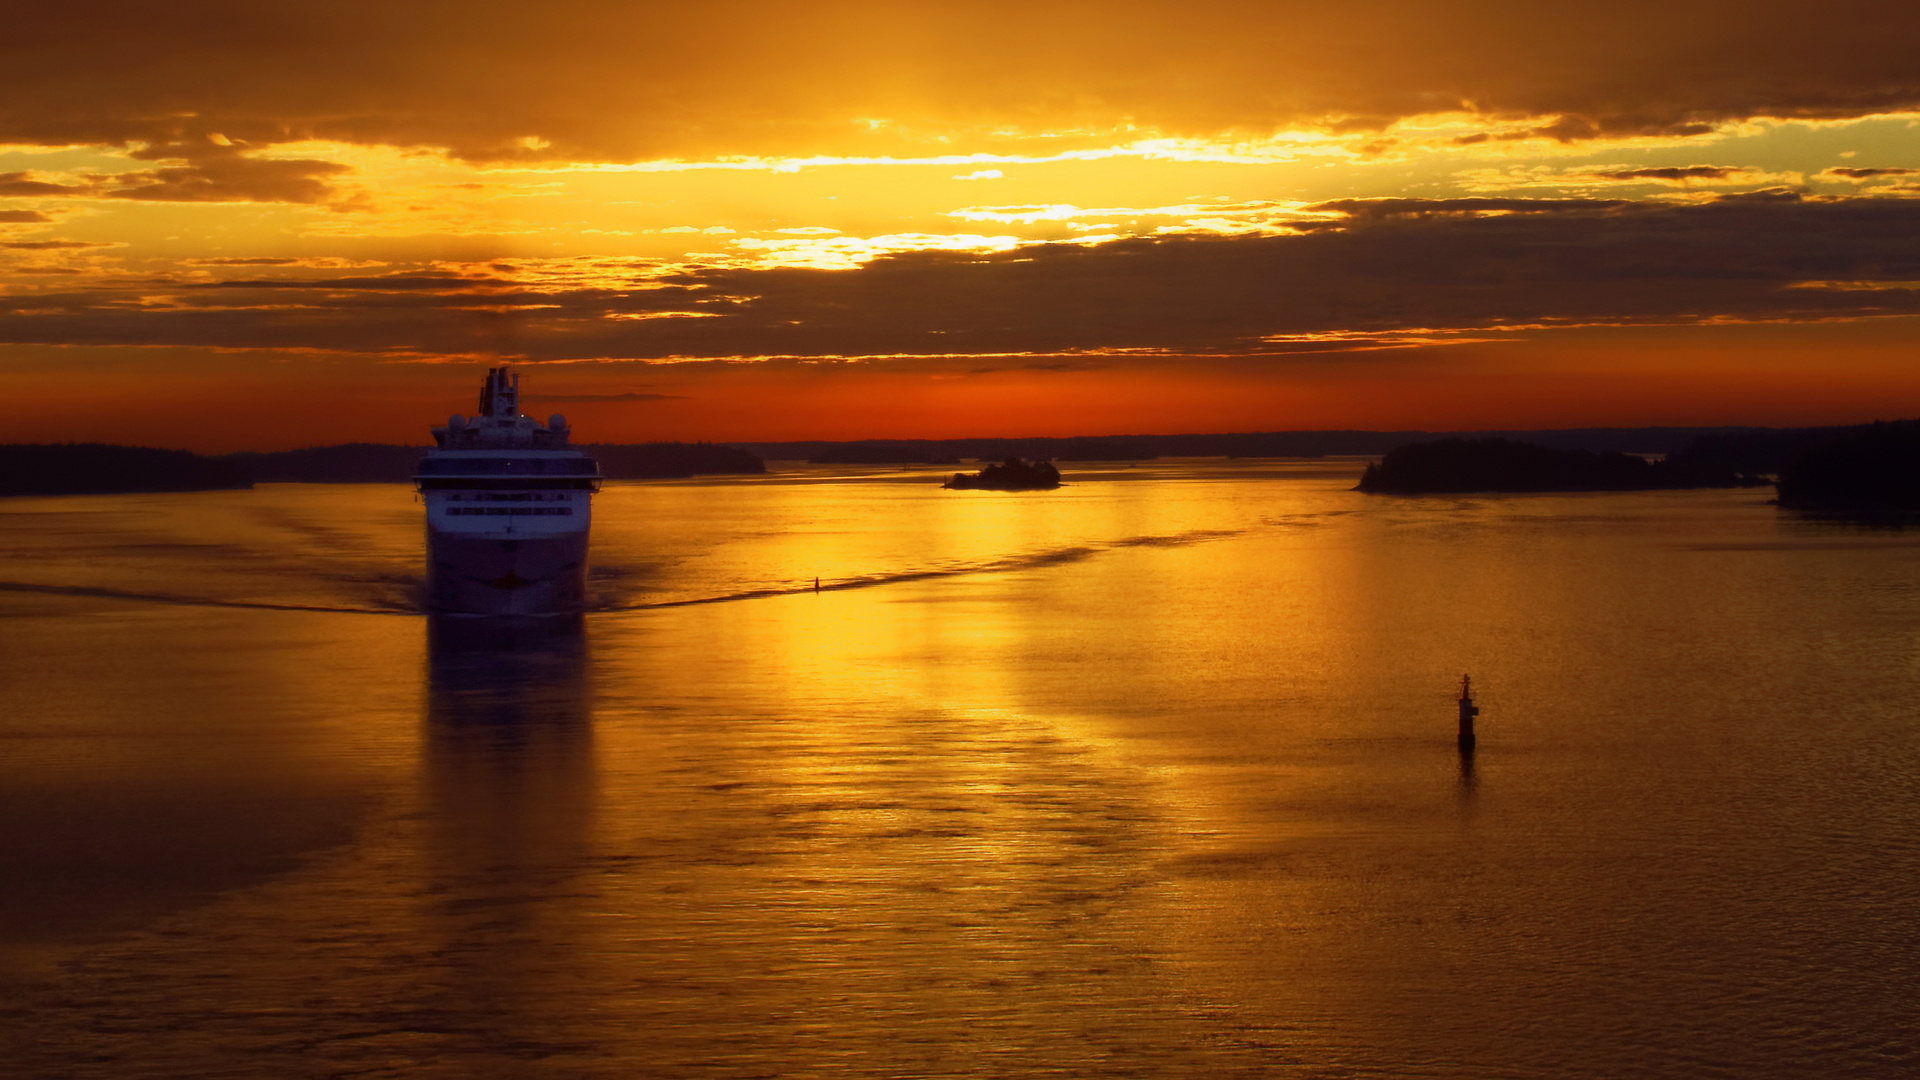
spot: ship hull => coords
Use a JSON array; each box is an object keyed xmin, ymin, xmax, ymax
[{"xmin": 424, "ymin": 528, "xmax": 589, "ymax": 616}]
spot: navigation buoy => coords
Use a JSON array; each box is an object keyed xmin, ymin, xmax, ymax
[{"xmin": 1458, "ymin": 673, "xmax": 1480, "ymax": 751}]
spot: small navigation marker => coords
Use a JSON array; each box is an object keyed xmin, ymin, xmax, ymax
[
  {"xmin": 1458, "ymin": 673, "xmax": 1480, "ymax": 751},
  {"xmin": 814, "ymin": 576, "xmax": 821, "ymax": 593}
]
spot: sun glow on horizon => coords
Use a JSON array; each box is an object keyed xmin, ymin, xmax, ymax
[{"xmin": 7, "ymin": 7, "xmax": 1920, "ymax": 449}]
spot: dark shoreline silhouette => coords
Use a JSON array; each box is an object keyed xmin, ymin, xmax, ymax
[
  {"xmin": 1356, "ymin": 438, "xmax": 1770, "ymax": 494},
  {"xmin": 225, "ymin": 441, "xmax": 765, "ymax": 483},
  {"xmin": 5, "ymin": 441, "xmax": 766, "ymax": 497},
  {"xmin": 0, "ymin": 444, "xmax": 252, "ymax": 496},
  {"xmin": 1774, "ymin": 420, "xmax": 1920, "ymax": 517},
  {"xmin": 945, "ymin": 458, "xmax": 1062, "ymax": 491},
  {"xmin": 736, "ymin": 426, "xmax": 1794, "ymax": 465},
  {"xmin": 15, "ymin": 420, "xmax": 1918, "ymax": 500}
]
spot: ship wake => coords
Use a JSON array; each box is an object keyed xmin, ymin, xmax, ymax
[
  {"xmin": 0, "ymin": 580, "xmax": 417, "ymax": 615},
  {"xmin": 0, "ymin": 526, "xmax": 1255, "ymax": 617},
  {"xmin": 597, "ymin": 526, "xmax": 1246, "ymax": 612}
]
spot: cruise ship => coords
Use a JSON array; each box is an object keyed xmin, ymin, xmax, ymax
[{"xmin": 415, "ymin": 368, "xmax": 603, "ymax": 615}]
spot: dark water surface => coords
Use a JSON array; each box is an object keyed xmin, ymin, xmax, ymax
[{"xmin": 2, "ymin": 462, "xmax": 1916, "ymax": 1078}]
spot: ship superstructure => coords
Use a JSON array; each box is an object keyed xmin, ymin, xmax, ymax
[{"xmin": 415, "ymin": 368, "xmax": 602, "ymax": 615}]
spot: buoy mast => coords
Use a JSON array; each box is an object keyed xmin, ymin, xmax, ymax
[{"xmin": 1458, "ymin": 673, "xmax": 1480, "ymax": 751}]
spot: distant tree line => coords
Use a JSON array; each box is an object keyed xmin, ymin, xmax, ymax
[
  {"xmin": 224, "ymin": 443, "xmax": 423, "ymax": 483},
  {"xmin": 0, "ymin": 444, "xmax": 251, "ymax": 496},
  {"xmin": 1772, "ymin": 420, "xmax": 1920, "ymax": 516},
  {"xmin": 1610, "ymin": 421, "xmax": 1920, "ymax": 515},
  {"xmin": 226, "ymin": 442, "xmax": 765, "ymax": 482},
  {"xmin": 2, "ymin": 441, "xmax": 767, "ymax": 496},
  {"xmin": 579, "ymin": 442, "xmax": 765, "ymax": 479},
  {"xmin": 1356, "ymin": 438, "xmax": 1770, "ymax": 494},
  {"xmin": 1353, "ymin": 422, "xmax": 1920, "ymax": 517},
  {"xmin": 10, "ymin": 424, "xmax": 1920, "ymax": 514},
  {"xmin": 735, "ymin": 427, "xmax": 1790, "ymax": 465}
]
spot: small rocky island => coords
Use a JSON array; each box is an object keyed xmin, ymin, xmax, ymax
[
  {"xmin": 1357, "ymin": 438, "xmax": 1768, "ymax": 494},
  {"xmin": 944, "ymin": 457, "xmax": 1062, "ymax": 490}
]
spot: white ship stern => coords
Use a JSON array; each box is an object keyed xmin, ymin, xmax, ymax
[{"xmin": 416, "ymin": 368, "xmax": 603, "ymax": 616}]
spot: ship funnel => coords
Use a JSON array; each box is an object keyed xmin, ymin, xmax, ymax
[{"xmin": 478, "ymin": 367, "xmax": 520, "ymax": 419}]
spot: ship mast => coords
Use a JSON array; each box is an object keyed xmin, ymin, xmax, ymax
[
  {"xmin": 432, "ymin": 366, "xmax": 566, "ymax": 450},
  {"xmin": 479, "ymin": 367, "xmax": 519, "ymax": 419}
]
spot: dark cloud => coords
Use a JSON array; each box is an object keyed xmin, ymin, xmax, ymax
[
  {"xmin": 7, "ymin": 196, "xmax": 1920, "ymax": 358},
  {"xmin": 106, "ymin": 155, "xmax": 351, "ymax": 204},
  {"xmin": 1304, "ymin": 198, "xmax": 1627, "ymax": 220},
  {"xmin": 196, "ymin": 271, "xmax": 517, "ymax": 291},
  {"xmin": 1, "ymin": 153, "xmax": 351, "ymax": 205},
  {"xmin": 185, "ymin": 257, "xmax": 303, "ymax": 266},
  {"xmin": 1587, "ymin": 166, "xmax": 1746, "ymax": 182},
  {"xmin": 0, "ymin": 172, "xmax": 90, "ymax": 196},
  {"xmin": 0, "ymin": 211, "xmax": 54, "ymax": 223},
  {"xmin": 183, "ymin": 257, "xmax": 386, "ymax": 269},
  {"xmin": 525, "ymin": 392, "xmax": 685, "ymax": 402},
  {"xmin": 0, "ymin": 240, "xmax": 113, "ymax": 249},
  {"xmin": 1515, "ymin": 116, "xmax": 1721, "ymax": 144},
  {"xmin": 1, "ymin": 2, "xmax": 1917, "ymax": 160},
  {"xmin": 1709, "ymin": 188, "xmax": 1805, "ymax": 204},
  {"xmin": 1825, "ymin": 167, "xmax": 1920, "ymax": 179},
  {"xmin": 966, "ymin": 362, "xmax": 1091, "ymax": 374}
]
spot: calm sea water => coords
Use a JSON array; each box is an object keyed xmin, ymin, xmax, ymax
[{"xmin": 2, "ymin": 460, "xmax": 1915, "ymax": 1078}]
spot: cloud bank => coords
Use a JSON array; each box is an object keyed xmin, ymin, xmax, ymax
[
  {"xmin": 7, "ymin": 195, "xmax": 1920, "ymax": 361},
  {"xmin": 4, "ymin": 1, "xmax": 1918, "ymax": 163}
]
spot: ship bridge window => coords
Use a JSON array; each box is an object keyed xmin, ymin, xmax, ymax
[{"xmin": 446, "ymin": 507, "xmax": 574, "ymax": 516}]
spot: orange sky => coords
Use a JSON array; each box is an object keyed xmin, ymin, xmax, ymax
[{"xmin": 5, "ymin": 1, "xmax": 1920, "ymax": 450}]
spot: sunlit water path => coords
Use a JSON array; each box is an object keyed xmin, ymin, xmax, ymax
[{"xmin": 2, "ymin": 461, "xmax": 1915, "ymax": 1078}]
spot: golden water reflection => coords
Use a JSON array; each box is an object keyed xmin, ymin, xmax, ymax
[{"xmin": 5, "ymin": 472, "xmax": 1918, "ymax": 1078}]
